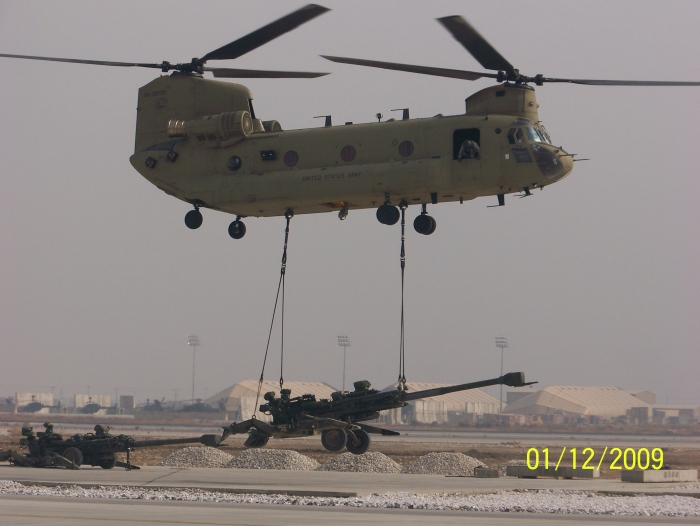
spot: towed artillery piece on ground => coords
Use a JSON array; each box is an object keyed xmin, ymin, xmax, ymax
[
  {"xmin": 0, "ymin": 423, "xmax": 222, "ymax": 470},
  {"xmin": 222, "ymin": 372, "xmax": 534, "ymax": 454}
]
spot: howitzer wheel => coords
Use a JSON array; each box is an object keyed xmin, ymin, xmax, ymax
[
  {"xmin": 345, "ymin": 429, "xmax": 371, "ymax": 455},
  {"xmin": 321, "ymin": 429, "xmax": 347, "ymax": 452},
  {"xmin": 99, "ymin": 452, "xmax": 117, "ymax": 469},
  {"xmin": 62, "ymin": 447, "xmax": 83, "ymax": 466}
]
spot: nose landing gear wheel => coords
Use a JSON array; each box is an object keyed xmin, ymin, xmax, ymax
[
  {"xmin": 228, "ymin": 220, "xmax": 246, "ymax": 239},
  {"xmin": 376, "ymin": 204, "xmax": 400, "ymax": 225},
  {"xmin": 414, "ymin": 214, "xmax": 436, "ymax": 235},
  {"xmin": 346, "ymin": 429, "xmax": 371, "ymax": 455},
  {"xmin": 184, "ymin": 209, "xmax": 203, "ymax": 229},
  {"xmin": 321, "ymin": 429, "xmax": 348, "ymax": 452}
]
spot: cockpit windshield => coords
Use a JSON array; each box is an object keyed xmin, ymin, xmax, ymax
[
  {"xmin": 525, "ymin": 126, "xmax": 552, "ymax": 144},
  {"xmin": 525, "ymin": 127, "xmax": 541, "ymax": 143}
]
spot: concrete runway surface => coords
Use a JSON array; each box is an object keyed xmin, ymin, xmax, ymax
[
  {"xmin": 2, "ymin": 465, "xmax": 698, "ymax": 497},
  {"xmin": 1, "ymin": 495, "xmax": 698, "ymax": 526}
]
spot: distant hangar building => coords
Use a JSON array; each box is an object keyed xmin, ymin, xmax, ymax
[{"xmin": 503, "ymin": 386, "xmax": 651, "ymax": 418}]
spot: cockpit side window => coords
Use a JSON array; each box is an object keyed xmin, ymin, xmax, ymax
[
  {"xmin": 515, "ymin": 128, "xmax": 525, "ymax": 144},
  {"xmin": 507, "ymin": 128, "xmax": 516, "ymax": 144},
  {"xmin": 539, "ymin": 125, "xmax": 553, "ymax": 144}
]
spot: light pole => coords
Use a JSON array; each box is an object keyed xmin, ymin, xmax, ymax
[
  {"xmin": 337, "ymin": 335, "xmax": 351, "ymax": 392},
  {"xmin": 188, "ymin": 334, "xmax": 200, "ymax": 404},
  {"xmin": 495, "ymin": 336, "xmax": 509, "ymax": 417}
]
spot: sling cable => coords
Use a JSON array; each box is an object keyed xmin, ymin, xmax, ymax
[{"xmin": 253, "ymin": 209, "xmax": 293, "ymax": 419}]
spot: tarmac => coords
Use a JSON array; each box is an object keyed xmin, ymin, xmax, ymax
[
  {"xmin": 2, "ymin": 494, "xmax": 700, "ymax": 526},
  {"xmin": 2, "ymin": 465, "xmax": 700, "ymax": 526},
  {"xmin": 2, "ymin": 465, "xmax": 699, "ymax": 498}
]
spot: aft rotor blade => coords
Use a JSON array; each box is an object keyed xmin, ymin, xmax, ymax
[
  {"xmin": 542, "ymin": 76, "xmax": 700, "ymax": 86},
  {"xmin": 199, "ymin": 4, "xmax": 330, "ymax": 64},
  {"xmin": 207, "ymin": 67, "xmax": 328, "ymax": 78},
  {"xmin": 322, "ymin": 55, "xmax": 497, "ymax": 81},
  {"xmin": 437, "ymin": 16, "xmax": 515, "ymax": 75},
  {"xmin": 0, "ymin": 53, "xmax": 162, "ymax": 69}
]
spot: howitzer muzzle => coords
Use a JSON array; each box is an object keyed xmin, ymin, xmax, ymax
[{"xmin": 401, "ymin": 372, "xmax": 535, "ymax": 402}]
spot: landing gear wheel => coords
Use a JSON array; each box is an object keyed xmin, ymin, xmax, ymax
[
  {"xmin": 184, "ymin": 209, "xmax": 203, "ymax": 229},
  {"xmin": 321, "ymin": 429, "xmax": 348, "ymax": 452},
  {"xmin": 346, "ymin": 429, "xmax": 371, "ymax": 455},
  {"xmin": 228, "ymin": 220, "xmax": 247, "ymax": 239},
  {"xmin": 376, "ymin": 204, "xmax": 400, "ymax": 225},
  {"xmin": 414, "ymin": 214, "xmax": 437, "ymax": 235},
  {"xmin": 62, "ymin": 447, "xmax": 83, "ymax": 466},
  {"xmin": 243, "ymin": 433, "xmax": 269, "ymax": 449},
  {"xmin": 99, "ymin": 452, "xmax": 117, "ymax": 469}
]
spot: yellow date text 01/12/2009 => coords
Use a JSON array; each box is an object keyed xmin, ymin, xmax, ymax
[{"xmin": 526, "ymin": 447, "xmax": 664, "ymax": 471}]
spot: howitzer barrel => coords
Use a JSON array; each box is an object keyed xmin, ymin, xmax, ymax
[
  {"xmin": 132, "ymin": 434, "xmax": 220, "ymax": 448},
  {"xmin": 401, "ymin": 372, "xmax": 532, "ymax": 402}
]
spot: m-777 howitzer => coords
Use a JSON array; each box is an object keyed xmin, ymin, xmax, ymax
[
  {"xmin": 0, "ymin": 423, "xmax": 222, "ymax": 471},
  {"xmin": 222, "ymin": 372, "xmax": 535, "ymax": 455}
]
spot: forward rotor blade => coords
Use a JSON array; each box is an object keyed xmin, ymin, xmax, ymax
[
  {"xmin": 321, "ymin": 55, "xmax": 496, "ymax": 81},
  {"xmin": 0, "ymin": 53, "xmax": 161, "ymax": 69},
  {"xmin": 207, "ymin": 67, "xmax": 328, "ymax": 78},
  {"xmin": 542, "ymin": 76, "xmax": 700, "ymax": 86},
  {"xmin": 437, "ymin": 16, "xmax": 514, "ymax": 74},
  {"xmin": 199, "ymin": 4, "xmax": 330, "ymax": 64}
]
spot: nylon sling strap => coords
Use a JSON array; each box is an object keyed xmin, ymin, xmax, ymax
[
  {"xmin": 253, "ymin": 210, "xmax": 293, "ymax": 419},
  {"xmin": 398, "ymin": 201, "xmax": 408, "ymax": 390}
]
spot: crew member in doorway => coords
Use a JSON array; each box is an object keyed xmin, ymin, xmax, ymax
[{"xmin": 457, "ymin": 140, "xmax": 480, "ymax": 160}]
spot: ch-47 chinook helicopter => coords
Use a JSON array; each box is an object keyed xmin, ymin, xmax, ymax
[{"xmin": 2, "ymin": 5, "xmax": 698, "ymax": 240}]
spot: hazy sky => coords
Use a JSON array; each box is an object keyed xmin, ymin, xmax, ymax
[{"xmin": 1, "ymin": 0, "xmax": 698, "ymax": 405}]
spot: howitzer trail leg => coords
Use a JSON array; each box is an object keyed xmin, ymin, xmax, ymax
[
  {"xmin": 51, "ymin": 453, "xmax": 80, "ymax": 470},
  {"xmin": 0, "ymin": 450, "xmax": 32, "ymax": 467}
]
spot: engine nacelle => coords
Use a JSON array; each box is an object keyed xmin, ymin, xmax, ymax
[{"xmin": 167, "ymin": 110, "xmax": 253, "ymax": 145}]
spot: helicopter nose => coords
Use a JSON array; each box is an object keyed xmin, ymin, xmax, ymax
[
  {"xmin": 532, "ymin": 144, "xmax": 572, "ymax": 181},
  {"xmin": 558, "ymin": 152, "xmax": 574, "ymax": 178}
]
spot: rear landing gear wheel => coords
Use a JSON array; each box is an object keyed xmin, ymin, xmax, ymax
[
  {"xmin": 228, "ymin": 220, "xmax": 246, "ymax": 239},
  {"xmin": 185, "ymin": 209, "xmax": 203, "ymax": 229},
  {"xmin": 321, "ymin": 429, "xmax": 348, "ymax": 452},
  {"xmin": 62, "ymin": 447, "xmax": 83, "ymax": 466},
  {"xmin": 376, "ymin": 204, "xmax": 400, "ymax": 225},
  {"xmin": 414, "ymin": 213, "xmax": 436, "ymax": 235},
  {"xmin": 346, "ymin": 429, "xmax": 371, "ymax": 455}
]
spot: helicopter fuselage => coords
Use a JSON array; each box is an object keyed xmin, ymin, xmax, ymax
[{"xmin": 130, "ymin": 74, "xmax": 573, "ymax": 219}]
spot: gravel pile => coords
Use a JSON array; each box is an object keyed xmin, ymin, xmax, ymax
[
  {"xmin": 401, "ymin": 452, "xmax": 486, "ymax": 476},
  {"xmin": 226, "ymin": 449, "xmax": 319, "ymax": 470},
  {"xmin": 157, "ymin": 447, "xmax": 233, "ymax": 468},
  {"xmin": 499, "ymin": 459, "xmax": 528, "ymax": 477},
  {"xmin": 2, "ymin": 481, "xmax": 699, "ymax": 516},
  {"xmin": 318, "ymin": 452, "xmax": 401, "ymax": 473}
]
